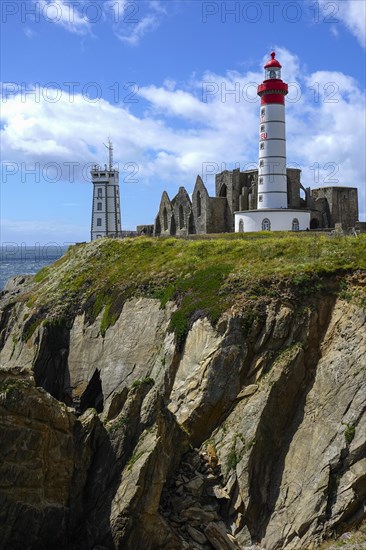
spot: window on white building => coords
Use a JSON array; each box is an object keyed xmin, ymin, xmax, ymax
[
  {"xmin": 97, "ymin": 218, "xmax": 102, "ymax": 227},
  {"xmin": 97, "ymin": 202, "xmax": 102, "ymax": 211},
  {"xmin": 97, "ymin": 188, "xmax": 102, "ymax": 199},
  {"xmin": 259, "ymin": 160, "xmax": 264, "ymax": 167},
  {"xmin": 259, "ymin": 177, "xmax": 263, "ymax": 185},
  {"xmin": 239, "ymin": 220, "xmax": 244, "ymax": 232},
  {"xmin": 258, "ymin": 195, "xmax": 263, "ymax": 202},
  {"xmin": 261, "ymin": 108, "xmax": 265, "ymax": 117},
  {"xmin": 262, "ymin": 218, "xmax": 271, "ymax": 231},
  {"xmin": 260, "ymin": 142, "xmax": 264, "ymax": 150},
  {"xmin": 292, "ymin": 218, "xmax": 300, "ymax": 231},
  {"xmin": 260, "ymin": 125, "xmax": 265, "ymax": 132}
]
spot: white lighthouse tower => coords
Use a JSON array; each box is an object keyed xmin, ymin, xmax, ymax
[
  {"xmin": 257, "ymin": 52, "xmax": 288, "ymax": 210},
  {"xmin": 90, "ymin": 140, "xmax": 122, "ymax": 241},
  {"xmin": 235, "ymin": 52, "xmax": 310, "ymax": 232}
]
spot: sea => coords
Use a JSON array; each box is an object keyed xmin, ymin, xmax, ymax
[{"xmin": 0, "ymin": 244, "xmax": 70, "ymax": 291}]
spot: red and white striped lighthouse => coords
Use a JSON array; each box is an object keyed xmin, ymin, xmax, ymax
[
  {"xmin": 234, "ymin": 51, "xmax": 310, "ymax": 232},
  {"xmin": 257, "ymin": 52, "xmax": 288, "ymax": 209}
]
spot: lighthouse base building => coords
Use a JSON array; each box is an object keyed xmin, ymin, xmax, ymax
[{"xmin": 235, "ymin": 209, "xmax": 310, "ymax": 233}]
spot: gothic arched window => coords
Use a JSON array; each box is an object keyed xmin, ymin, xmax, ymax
[
  {"xmin": 219, "ymin": 184, "xmax": 227, "ymax": 198},
  {"xmin": 292, "ymin": 218, "xmax": 299, "ymax": 231},
  {"xmin": 262, "ymin": 218, "xmax": 271, "ymax": 231},
  {"xmin": 163, "ymin": 207, "xmax": 168, "ymax": 231},
  {"xmin": 179, "ymin": 205, "xmax": 184, "ymax": 229}
]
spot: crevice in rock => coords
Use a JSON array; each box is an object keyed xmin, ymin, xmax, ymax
[
  {"xmin": 79, "ymin": 368, "xmax": 104, "ymax": 414},
  {"xmin": 33, "ymin": 322, "xmax": 72, "ymax": 406},
  {"xmin": 0, "ymin": 301, "xmax": 17, "ymax": 349}
]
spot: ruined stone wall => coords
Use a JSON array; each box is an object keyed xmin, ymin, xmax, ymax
[
  {"xmin": 206, "ymin": 198, "xmax": 228, "ymax": 233},
  {"xmin": 287, "ymin": 169, "xmax": 302, "ymax": 208},
  {"xmin": 154, "ymin": 192, "xmax": 175, "ymax": 236},
  {"xmin": 310, "ymin": 197, "xmax": 331, "ymax": 229},
  {"xmin": 153, "ymin": 173, "xmax": 359, "ymax": 236},
  {"xmin": 311, "ymin": 187, "xmax": 359, "ymax": 228},
  {"xmin": 172, "ymin": 187, "xmax": 194, "ymax": 236}
]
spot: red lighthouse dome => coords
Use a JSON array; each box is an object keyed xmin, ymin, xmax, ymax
[{"xmin": 264, "ymin": 51, "xmax": 282, "ymax": 69}]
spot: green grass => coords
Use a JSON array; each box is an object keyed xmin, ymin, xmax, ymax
[
  {"xmin": 344, "ymin": 423, "xmax": 356, "ymax": 445},
  {"xmin": 131, "ymin": 377, "xmax": 155, "ymax": 388},
  {"xmin": 16, "ymin": 233, "xmax": 366, "ymax": 343}
]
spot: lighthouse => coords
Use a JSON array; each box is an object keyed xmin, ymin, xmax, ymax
[
  {"xmin": 235, "ymin": 52, "xmax": 310, "ymax": 232},
  {"xmin": 90, "ymin": 140, "xmax": 122, "ymax": 241},
  {"xmin": 257, "ymin": 52, "xmax": 288, "ymax": 209}
]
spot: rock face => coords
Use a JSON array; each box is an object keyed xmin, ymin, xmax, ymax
[{"xmin": 0, "ymin": 275, "xmax": 365, "ymax": 549}]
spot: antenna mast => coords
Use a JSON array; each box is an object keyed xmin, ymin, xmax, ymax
[{"xmin": 104, "ymin": 138, "xmax": 114, "ymax": 170}]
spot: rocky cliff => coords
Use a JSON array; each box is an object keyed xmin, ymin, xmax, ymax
[{"xmin": 0, "ymin": 236, "xmax": 365, "ymax": 549}]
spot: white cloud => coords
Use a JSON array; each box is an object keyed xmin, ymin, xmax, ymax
[
  {"xmin": 35, "ymin": 0, "xmax": 92, "ymax": 35},
  {"xmin": 319, "ymin": 0, "xmax": 366, "ymax": 47},
  {"xmin": 27, "ymin": 0, "xmax": 166, "ymax": 45},
  {"xmin": 1, "ymin": 48, "xmax": 365, "ymax": 220},
  {"xmin": 114, "ymin": 14, "xmax": 159, "ymax": 46},
  {"xmin": 104, "ymin": 0, "xmax": 166, "ymax": 46}
]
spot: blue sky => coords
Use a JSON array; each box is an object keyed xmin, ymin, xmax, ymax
[{"xmin": 1, "ymin": 0, "xmax": 365, "ymax": 245}]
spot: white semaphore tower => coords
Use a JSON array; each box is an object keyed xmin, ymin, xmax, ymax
[
  {"xmin": 235, "ymin": 52, "xmax": 310, "ymax": 232},
  {"xmin": 90, "ymin": 140, "xmax": 122, "ymax": 241}
]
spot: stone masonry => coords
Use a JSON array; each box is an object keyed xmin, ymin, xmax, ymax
[{"xmin": 152, "ymin": 168, "xmax": 359, "ymax": 235}]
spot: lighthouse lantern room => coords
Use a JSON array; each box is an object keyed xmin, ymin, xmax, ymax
[{"xmin": 235, "ymin": 52, "xmax": 310, "ymax": 232}]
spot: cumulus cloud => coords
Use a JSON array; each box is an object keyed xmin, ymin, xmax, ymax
[
  {"xmin": 1, "ymin": 48, "xmax": 365, "ymax": 220},
  {"xmin": 319, "ymin": 0, "xmax": 366, "ymax": 47},
  {"xmin": 30, "ymin": 0, "xmax": 166, "ymax": 44}
]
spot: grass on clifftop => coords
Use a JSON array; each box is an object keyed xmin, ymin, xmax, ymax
[{"xmin": 19, "ymin": 232, "xmax": 366, "ymax": 342}]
